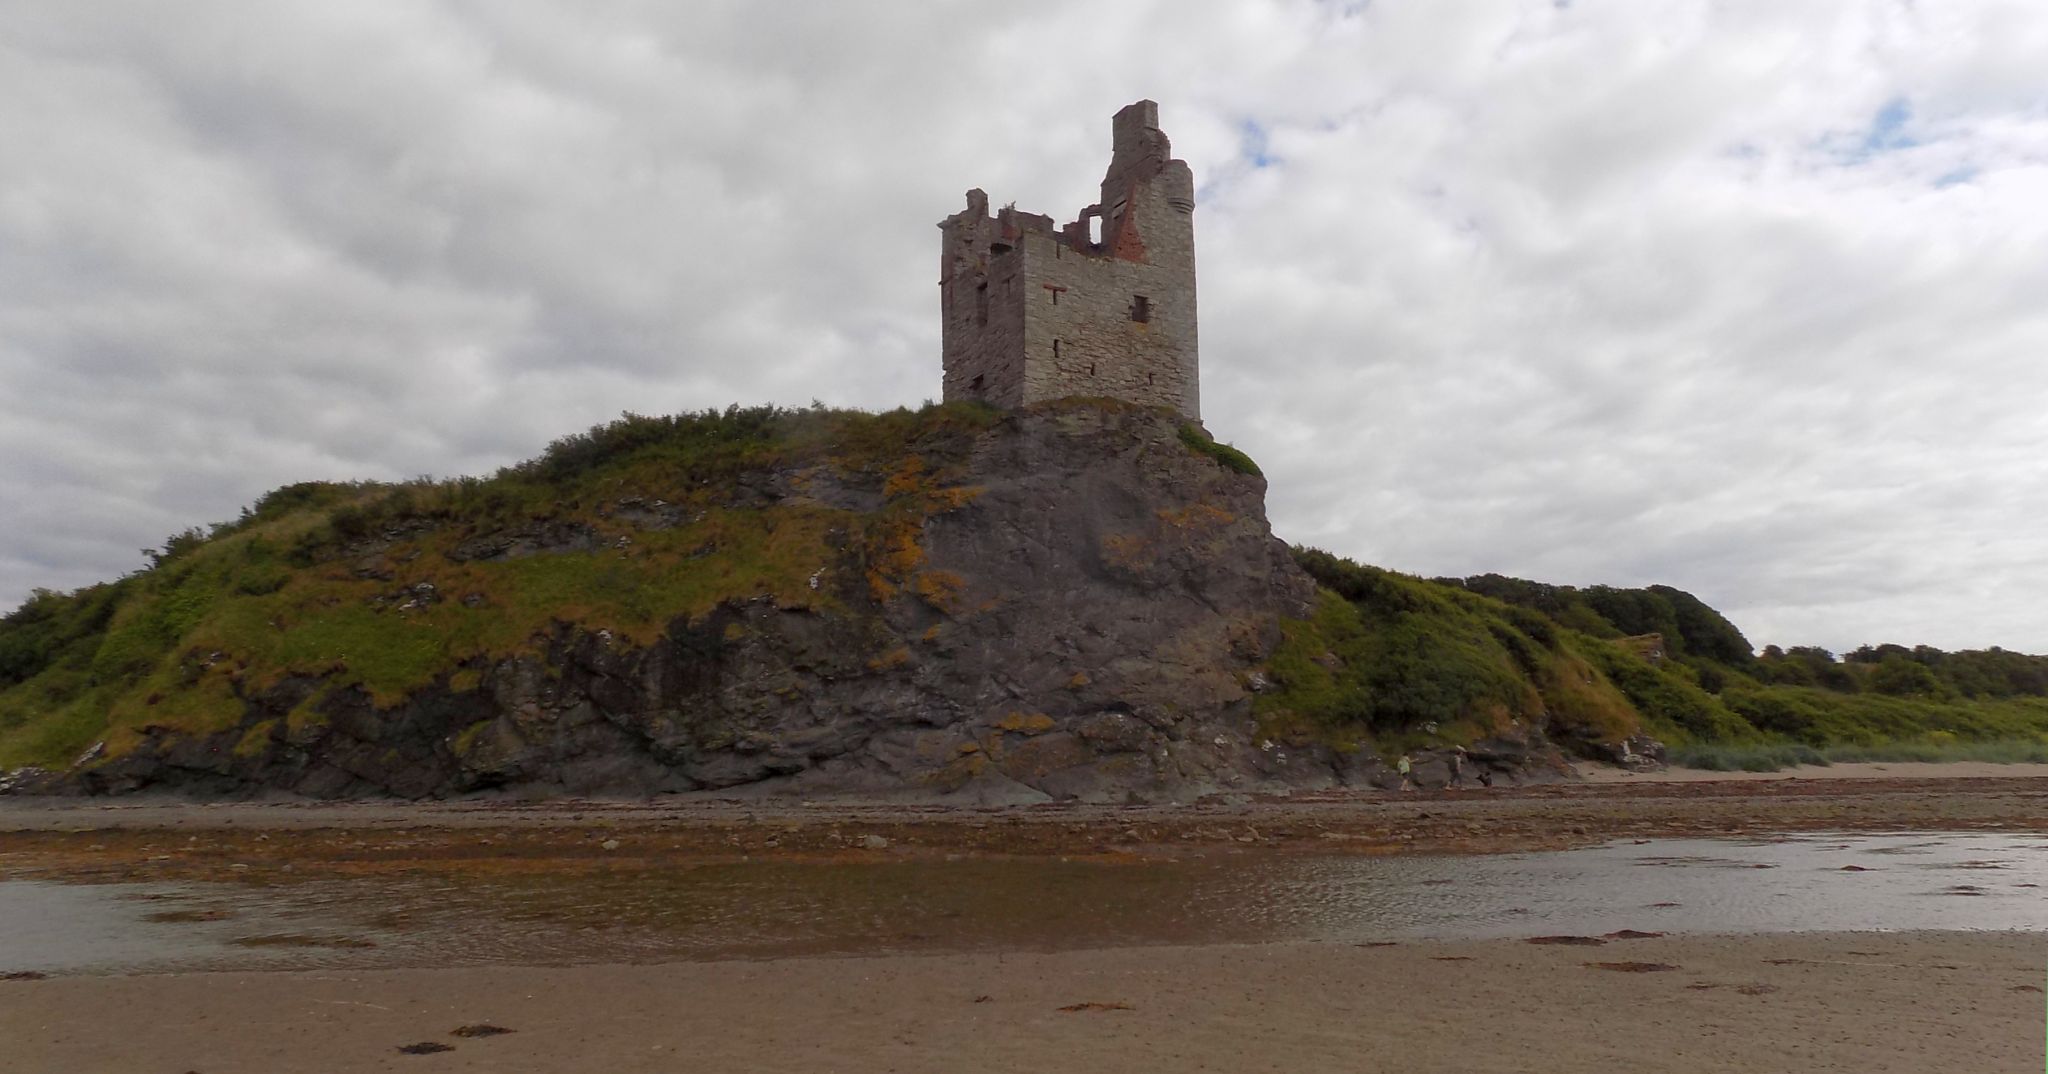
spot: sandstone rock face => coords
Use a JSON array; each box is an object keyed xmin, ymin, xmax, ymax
[{"xmin": 56, "ymin": 405, "xmax": 1371, "ymax": 803}]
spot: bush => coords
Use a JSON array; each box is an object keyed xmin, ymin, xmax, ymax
[
  {"xmin": 1583, "ymin": 640, "xmax": 1757, "ymax": 744},
  {"xmin": 1672, "ymin": 736, "xmax": 2048, "ymax": 771},
  {"xmin": 1177, "ymin": 424, "xmax": 1261, "ymax": 477},
  {"xmin": 1269, "ymin": 551, "xmax": 1644, "ymax": 749},
  {"xmin": 1669, "ymin": 742, "xmax": 1830, "ymax": 772},
  {"xmin": 0, "ymin": 583, "xmax": 130, "ymax": 689}
]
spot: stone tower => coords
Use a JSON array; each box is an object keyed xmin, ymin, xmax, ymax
[{"xmin": 938, "ymin": 100, "xmax": 1200, "ymax": 418}]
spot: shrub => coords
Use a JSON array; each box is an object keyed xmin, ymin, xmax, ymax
[
  {"xmin": 1672, "ymin": 736, "xmax": 2048, "ymax": 771},
  {"xmin": 1669, "ymin": 742, "xmax": 1829, "ymax": 772},
  {"xmin": 1177, "ymin": 424, "xmax": 1261, "ymax": 477}
]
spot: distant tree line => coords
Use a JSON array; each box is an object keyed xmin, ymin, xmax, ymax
[{"xmin": 1757, "ymin": 643, "xmax": 2048, "ymax": 700}]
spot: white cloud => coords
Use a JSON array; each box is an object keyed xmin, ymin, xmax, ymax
[{"xmin": 2, "ymin": 0, "xmax": 2046, "ymax": 654}]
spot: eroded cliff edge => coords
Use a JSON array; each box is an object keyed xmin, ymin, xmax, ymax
[
  {"xmin": 411, "ymin": 403, "xmax": 1330, "ymax": 802},
  {"xmin": 2, "ymin": 400, "xmax": 1632, "ymax": 801}
]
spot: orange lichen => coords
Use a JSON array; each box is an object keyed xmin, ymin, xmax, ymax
[
  {"xmin": 867, "ymin": 647, "xmax": 913, "ymax": 672},
  {"xmin": 913, "ymin": 569, "xmax": 968, "ymax": 613},
  {"xmin": 864, "ymin": 517, "xmax": 927, "ymax": 602},
  {"xmin": 1100, "ymin": 532, "xmax": 1155, "ymax": 570},
  {"xmin": 882, "ymin": 456, "xmax": 929, "ymax": 499},
  {"xmin": 1156, "ymin": 503, "xmax": 1235, "ymax": 529},
  {"xmin": 994, "ymin": 712, "xmax": 1057, "ymax": 734}
]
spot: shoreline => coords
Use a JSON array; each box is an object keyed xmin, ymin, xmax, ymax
[
  {"xmin": 6, "ymin": 771, "xmax": 2046, "ymax": 1071},
  {"xmin": 3, "ymin": 767, "xmax": 2048, "ymax": 879},
  {"xmin": 4, "ymin": 930, "xmax": 2040, "ymax": 1073}
]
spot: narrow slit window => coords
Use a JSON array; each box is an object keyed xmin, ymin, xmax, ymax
[
  {"xmin": 1052, "ymin": 339, "xmax": 1060, "ymax": 360},
  {"xmin": 975, "ymin": 282, "xmax": 988, "ymax": 326},
  {"xmin": 1131, "ymin": 295, "xmax": 1151, "ymax": 323},
  {"xmin": 969, "ymin": 374, "xmax": 985, "ymax": 395}
]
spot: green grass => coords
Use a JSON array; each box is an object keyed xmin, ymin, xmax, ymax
[
  {"xmin": 10, "ymin": 399, "xmax": 2048, "ymax": 779},
  {"xmin": 1260, "ymin": 550, "xmax": 1656, "ymax": 755},
  {"xmin": 1671, "ymin": 737, "xmax": 2048, "ymax": 771},
  {"xmin": 1714, "ymin": 684, "xmax": 2048, "ymax": 746},
  {"xmin": 1819, "ymin": 737, "xmax": 2048, "ymax": 764},
  {"xmin": 0, "ymin": 402, "xmax": 1006, "ymax": 770},
  {"xmin": 1579, "ymin": 641, "xmax": 1759, "ymax": 745},
  {"xmin": 1666, "ymin": 742, "xmax": 1831, "ymax": 771},
  {"xmin": 1278, "ymin": 548, "xmax": 2048, "ymax": 767},
  {"xmin": 1177, "ymin": 423, "xmax": 1262, "ymax": 477}
]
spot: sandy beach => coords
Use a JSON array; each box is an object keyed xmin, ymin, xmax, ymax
[
  {"xmin": 6, "ymin": 767, "xmax": 2048, "ymax": 1072},
  {"xmin": 5, "ymin": 930, "xmax": 2041, "ymax": 1073}
]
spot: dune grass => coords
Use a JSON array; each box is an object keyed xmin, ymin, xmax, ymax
[{"xmin": 1670, "ymin": 737, "xmax": 2048, "ymax": 772}]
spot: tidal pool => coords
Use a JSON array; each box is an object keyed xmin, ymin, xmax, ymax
[{"xmin": 4, "ymin": 831, "xmax": 2044, "ymax": 975}]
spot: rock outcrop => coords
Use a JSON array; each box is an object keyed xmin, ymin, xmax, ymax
[
  {"xmin": 33, "ymin": 404, "xmax": 1379, "ymax": 802},
  {"xmin": 0, "ymin": 401, "xmax": 1608, "ymax": 802}
]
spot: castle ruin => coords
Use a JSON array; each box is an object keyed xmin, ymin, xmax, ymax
[{"xmin": 938, "ymin": 100, "xmax": 1200, "ymax": 418}]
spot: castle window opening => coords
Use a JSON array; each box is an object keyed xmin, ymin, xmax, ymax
[
  {"xmin": 1131, "ymin": 295, "xmax": 1151, "ymax": 323},
  {"xmin": 1088, "ymin": 363, "xmax": 1096, "ymax": 376},
  {"xmin": 975, "ymin": 282, "xmax": 988, "ymax": 326},
  {"xmin": 1052, "ymin": 339, "xmax": 1061, "ymax": 360},
  {"xmin": 970, "ymin": 374, "xmax": 985, "ymax": 395},
  {"xmin": 1088, "ymin": 215, "xmax": 1103, "ymax": 246}
]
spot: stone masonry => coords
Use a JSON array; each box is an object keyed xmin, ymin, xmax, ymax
[{"xmin": 938, "ymin": 101, "xmax": 1200, "ymax": 418}]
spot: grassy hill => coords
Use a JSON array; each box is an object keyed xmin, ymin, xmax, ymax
[
  {"xmin": 0, "ymin": 402, "xmax": 1008, "ymax": 775},
  {"xmin": 4, "ymin": 400, "xmax": 2046, "ymax": 789}
]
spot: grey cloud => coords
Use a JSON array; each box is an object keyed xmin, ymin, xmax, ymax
[{"xmin": 3, "ymin": 0, "xmax": 2045, "ymax": 655}]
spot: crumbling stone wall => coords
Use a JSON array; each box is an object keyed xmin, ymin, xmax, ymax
[{"xmin": 939, "ymin": 101, "xmax": 1200, "ymax": 418}]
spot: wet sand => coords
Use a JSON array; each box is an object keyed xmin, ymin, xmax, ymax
[
  {"xmin": 5, "ymin": 769, "xmax": 2046, "ymax": 876},
  {"xmin": 6, "ymin": 772, "xmax": 2048, "ymax": 1071},
  {"xmin": 5, "ymin": 930, "xmax": 2040, "ymax": 1073},
  {"xmin": 13, "ymin": 832, "xmax": 2045, "ymax": 974},
  {"xmin": 4, "ymin": 774, "xmax": 2048, "ymax": 1065}
]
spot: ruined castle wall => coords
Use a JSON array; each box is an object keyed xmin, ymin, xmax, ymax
[
  {"xmin": 1014, "ymin": 167, "xmax": 1199, "ymax": 418},
  {"xmin": 940, "ymin": 101, "xmax": 1200, "ymax": 418},
  {"xmin": 938, "ymin": 200, "xmax": 1030, "ymax": 408}
]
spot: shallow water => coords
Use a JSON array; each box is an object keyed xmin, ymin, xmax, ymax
[{"xmin": 4, "ymin": 832, "xmax": 2044, "ymax": 975}]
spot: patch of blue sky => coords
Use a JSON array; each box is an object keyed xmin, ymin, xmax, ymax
[
  {"xmin": 1239, "ymin": 119, "xmax": 1279, "ymax": 169},
  {"xmin": 1859, "ymin": 97, "xmax": 1918, "ymax": 155},
  {"xmin": 1934, "ymin": 166, "xmax": 1979, "ymax": 188},
  {"xmin": 1199, "ymin": 119, "xmax": 1282, "ymax": 202}
]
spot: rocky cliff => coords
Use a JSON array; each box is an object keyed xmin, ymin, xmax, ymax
[
  {"xmin": 12, "ymin": 401, "xmax": 1548, "ymax": 802},
  {"xmin": 417, "ymin": 402, "xmax": 1326, "ymax": 802},
  {"xmin": 11, "ymin": 398, "xmax": 2039, "ymax": 798}
]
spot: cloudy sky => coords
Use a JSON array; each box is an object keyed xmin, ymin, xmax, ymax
[{"xmin": 4, "ymin": 1, "xmax": 2045, "ymax": 654}]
